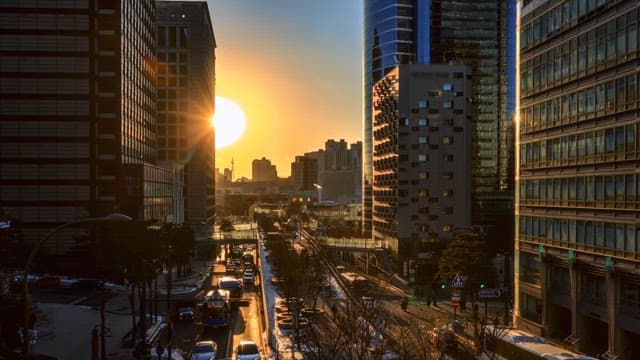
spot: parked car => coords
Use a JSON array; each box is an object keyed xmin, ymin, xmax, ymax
[
  {"xmin": 191, "ymin": 340, "xmax": 217, "ymax": 360},
  {"xmin": 235, "ymin": 340, "xmax": 260, "ymax": 360}
]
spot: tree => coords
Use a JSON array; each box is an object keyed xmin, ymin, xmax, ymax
[{"xmin": 438, "ymin": 231, "xmax": 495, "ymax": 338}]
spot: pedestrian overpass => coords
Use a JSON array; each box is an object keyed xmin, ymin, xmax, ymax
[{"xmin": 196, "ymin": 229, "xmax": 258, "ymax": 246}]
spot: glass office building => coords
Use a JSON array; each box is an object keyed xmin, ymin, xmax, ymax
[
  {"xmin": 0, "ymin": 0, "xmax": 170, "ymax": 250},
  {"xmin": 516, "ymin": 0, "xmax": 640, "ymax": 357},
  {"xmin": 364, "ymin": 0, "xmax": 514, "ymax": 259},
  {"xmin": 157, "ymin": 1, "xmax": 216, "ymax": 230}
]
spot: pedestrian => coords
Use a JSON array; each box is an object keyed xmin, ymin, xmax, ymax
[
  {"xmin": 401, "ymin": 297, "xmax": 408, "ymax": 312},
  {"xmin": 155, "ymin": 342, "xmax": 164, "ymax": 359}
]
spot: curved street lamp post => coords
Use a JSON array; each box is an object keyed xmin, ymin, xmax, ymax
[{"xmin": 22, "ymin": 213, "xmax": 132, "ymax": 359}]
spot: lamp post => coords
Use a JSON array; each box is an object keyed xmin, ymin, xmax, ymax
[{"xmin": 22, "ymin": 213, "xmax": 131, "ymax": 359}]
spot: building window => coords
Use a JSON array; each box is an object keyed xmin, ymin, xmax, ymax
[
  {"xmin": 443, "ymin": 83, "xmax": 453, "ymax": 91},
  {"xmin": 418, "ymin": 118, "xmax": 428, "ymax": 126},
  {"xmin": 443, "ymin": 136, "xmax": 453, "ymax": 144},
  {"xmin": 419, "ymin": 100, "xmax": 428, "ymax": 108},
  {"xmin": 442, "ymin": 189, "xmax": 453, "ymax": 197},
  {"xmin": 418, "ymin": 154, "xmax": 428, "ymax": 162},
  {"xmin": 418, "ymin": 189, "xmax": 428, "ymax": 197},
  {"xmin": 519, "ymin": 252, "xmax": 540, "ymax": 285},
  {"xmin": 520, "ymin": 293, "xmax": 542, "ymax": 323},
  {"xmin": 419, "ymin": 171, "xmax": 428, "ymax": 180},
  {"xmin": 418, "ymin": 136, "xmax": 428, "ymax": 144}
]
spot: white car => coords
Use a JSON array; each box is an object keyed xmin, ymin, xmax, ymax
[
  {"xmin": 191, "ymin": 340, "xmax": 217, "ymax": 360},
  {"xmin": 235, "ymin": 340, "xmax": 260, "ymax": 360}
]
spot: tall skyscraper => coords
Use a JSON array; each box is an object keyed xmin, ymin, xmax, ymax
[
  {"xmin": 364, "ymin": 0, "xmax": 515, "ymax": 250},
  {"xmin": 157, "ymin": 1, "xmax": 216, "ymax": 230},
  {"xmin": 0, "ymin": 0, "xmax": 173, "ymax": 249},
  {"xmin": 372, "ymin": 64, "xmax": 473, "ymax": 280},
  {"xmin": 252, "ymin": 157, "xmax": 278, "ymax": 182},
  {"xmin": 516, "ymin": 0, "xmax": 640, "ymax": 357}
]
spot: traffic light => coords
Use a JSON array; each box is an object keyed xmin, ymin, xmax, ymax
[
  {"xmin": 440, "ymin": 282, "xmax": 447, "ymax": 289},
  {"xmin": 480, "ymin": 283, "xmax": 486, "ymax": 289}
]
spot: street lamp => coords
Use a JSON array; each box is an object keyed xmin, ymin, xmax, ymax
[{"xmin": 22, "ymin": 213, "xmax": 131, "ymax": 359}]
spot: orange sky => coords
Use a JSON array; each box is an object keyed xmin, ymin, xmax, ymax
[{"xmin": 208, "ymin": 0, "xmax": 363, "ymax": 179}]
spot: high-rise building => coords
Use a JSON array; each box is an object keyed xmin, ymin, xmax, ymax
[
  {"xmin": 372, "ymin": 64, "xmax": 473, "ymax": 280},
  {"xmin": 252, "ymin": 157, "xmax": 278, "ymax": 182},
  {"xmin": 516, "ymin": 0, "xmax": 640, "ymax": 357},
  {"xmin": 363, "ymin": 0, "xmax": 515, "ymax": 248},
  {"xmin": 0, "ymin": 0, "xmax": 173, "ymax": 249},
  {"xmin": 291, "ymin": 156, "xmax": 318, "ymax": 192},
  {"xmin": 157, "ymin": 1, "xmax": 216, "ymax": 230},
  {"xmin": 310, "ymin": 140, "xmax": 363, "ymax": 204}
]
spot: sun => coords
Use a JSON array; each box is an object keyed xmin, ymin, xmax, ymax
[{"xmin": 212, "ymin": 96, "xmax": 246, "ymax": 149}]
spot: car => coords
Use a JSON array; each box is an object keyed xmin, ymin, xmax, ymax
[
  {"xmin": 35, "ymin": 275, "xmax": 61, "ymax": 289},
  {"xmin": 242, "ymin": 272, "xmax": 254, "ymax": 285},
  {"xmin": 235, "ymin": 340, "xmax": 260, "ymax": 360},
  {"xmin": 191, "ymin": 340, "xmax": 217, "ymax": 360},
  {"xmin": 177, "ymin": 306, "xmax": 195, "ymax": 321}
]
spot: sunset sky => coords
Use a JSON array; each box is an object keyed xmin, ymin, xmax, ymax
[{"xmin": 206, "ymin": 0, "xmax": 363, "ymax": 179}]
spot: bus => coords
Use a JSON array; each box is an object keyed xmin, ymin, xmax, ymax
[
  {"xmin": 482, "ymin": 325, "xmax": 597, "ymax": 360},
  {"xmin": 201, "ymin": 289, "xmax": 231, "ymax": 329}
]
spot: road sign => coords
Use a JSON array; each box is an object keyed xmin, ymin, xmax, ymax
[
  {"xmin": 451, "ymin": 293, "xmax": 461, "ymax": 308},
  {"xmin": 478, "ymin": 288, "xmax": 501, "ymax": 298},
  {"xmin": 451, "ymin": 273, "xmax": 465, "ymax": 288}
]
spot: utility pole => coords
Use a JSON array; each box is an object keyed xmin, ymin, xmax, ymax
[
  {"xmin": 167, "ymin": 245, "xmax": 172, "ymax": 360},
  {"xmin": 100, "ymin": 279, "xmax": 107, "ymax": 360}
]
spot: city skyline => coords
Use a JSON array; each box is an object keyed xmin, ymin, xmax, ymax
[{"xmin": 206, "ymin": 0, "xmax": 363, "ymax": 179}]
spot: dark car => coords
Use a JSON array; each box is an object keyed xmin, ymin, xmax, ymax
[
  {"xmin": 35, "ymin": 275, "xmax": 61, "ymax": 289},
  {"xmin": 177, "ymin": 306, "xmax": 195, "ymax": 321}
]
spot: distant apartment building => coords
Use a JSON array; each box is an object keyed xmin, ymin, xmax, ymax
[
  {"xmin": 157, "ymin": 1, "xmax": 216, "ymax": 229},
  {"xmin": 0, "ymin": 0, "xmax": 173, "ymax": 250},
  {"xmin": 252, "ymin": 157, "xmax": 278, "ymax": 182},
  {"xmin": 291, "ymin": 156, "xmax": 318, "ymax": 192},
  {"xmin": 372, "ymin": 64, "xmax": 472, "ymax": 281},
  {"xmin": 516, "ymin": 0, "xmax": 640, "ymax": 357}
]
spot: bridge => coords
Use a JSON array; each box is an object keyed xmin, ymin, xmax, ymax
[
  {"xmin": 198, "ymin": 229, "xmax": 258, "ymax": 246},
  {"xmin": 315, "ymin": 237, "xmax": 383, "ymax": 252}
]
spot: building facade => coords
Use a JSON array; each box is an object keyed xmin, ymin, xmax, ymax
[
  {"xmin": 291, "ymin": 156, "xmax": 318, "ymax": 192},
  {"xmin": 372, "ymin": 64, "xmax": 472, "ymax": 277},
  {"xmin": 363, "ymin": 0, "xmax": 515, "ymax": 249},
  {"xmin": 516, "ymin": 0, "xmax": 640, "ymax": 357},
  {"xmin": 252, "ymin": 157, "xmax": 278, "ymax": 182},
  {"xmin": 0, "ymin": 0, "xmax": 170, "ymax": 250},
  {"xmin": 157, "ymin": 1, "xmax": 216, "ymax": 230}
]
